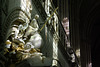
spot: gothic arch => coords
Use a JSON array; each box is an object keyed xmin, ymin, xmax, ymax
[{"xmin": 79, "ymin": 1, "xmax": 100, "ymax": 40}]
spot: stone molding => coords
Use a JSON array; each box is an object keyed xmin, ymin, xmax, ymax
[{"xmin": 2, "ymin": 8, "xmax": 29, "ymax": 42}]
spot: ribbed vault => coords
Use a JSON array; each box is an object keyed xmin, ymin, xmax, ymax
[
  {"xmin": 79, "ymin": 1, "xmax": 100, "ymax": 67},
  {"xmin": 69, "ymin": 0, "xmax": 100, "ymax": 67}
]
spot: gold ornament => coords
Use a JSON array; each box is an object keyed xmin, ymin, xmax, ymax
[
  {"xmin": 29, "ymin": 48, "xmax": 37, "ymax": 54},
  {"xmin": 6, "ymin": 40, "xmax": 12, "ymax": 45}
]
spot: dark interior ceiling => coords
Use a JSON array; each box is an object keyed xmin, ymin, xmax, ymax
[
  {"xmin": 69, "ymin": 0, "xmax": 100, "ymax": 67},
  {"xmin": 90, "ymin": 9, "xmax": 100, "ymax": 67},
  {"xmin": 80, "ymin": 1, "xmax": 100, "ymax": 67}
]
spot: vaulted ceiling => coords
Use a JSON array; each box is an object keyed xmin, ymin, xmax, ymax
[{"xmin": 69, "ymin": 0, "xmax": 100, "ymax": 67}]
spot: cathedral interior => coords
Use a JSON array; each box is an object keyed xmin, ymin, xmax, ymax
[{"xmin": 0, "ymin": 0, "xmax": 100, "ymax": 67}]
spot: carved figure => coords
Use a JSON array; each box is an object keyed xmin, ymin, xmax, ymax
[
  {"xmin": 34, "ymin": 14, "xmax": 39, "ymax": 19},
  {"xmin": 29, "ymin": 33, "xmax": 42, "ymax": 49},
  {"xmin": 24, "ymin": 14, "xmax": 39, "ymax": 38},
  {"xmin": 11, "ymin": 25, "xmax": 19, "ymax": 40},
  {"xmin": 18, "ymin": 23, "xmax": 28, "ymax": 34},
  {"xmin": 24, "ymin": 19, "xmax": 39, "ymax": 38}
]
